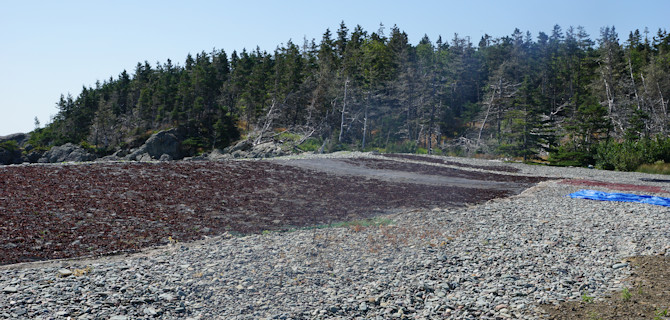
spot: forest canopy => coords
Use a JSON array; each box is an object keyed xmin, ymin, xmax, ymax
[{"xmin": 28, "ymin": 23, "xmax": 670, "ymax": 169}]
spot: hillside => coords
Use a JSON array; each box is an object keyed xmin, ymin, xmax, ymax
[{"xmin": 3, "ymin": 23, "xmax": 670, "ymax": 169}]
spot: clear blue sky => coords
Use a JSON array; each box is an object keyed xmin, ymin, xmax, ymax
[{"xmin": 1, "ymin": 0, "xmax": 668, "ymax": 136}]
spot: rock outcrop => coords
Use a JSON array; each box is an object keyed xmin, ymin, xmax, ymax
[
  {"xmin": 182, "ymin": 140, "xmax": 286, "ymax": 161},
  {"xmin": 126, "ymin": 129, "xmax": 180, "ymax": 161},
  {"xmin": 0, "ymin": 133, "xmax": 29, "ymax": 165},
  {"xmin": 215, "ymin": 140, "xmax": 285, "ymax": 159},
  {"xmin": 246, "ymin": 141, "xmax": 285, "ymax": 158},
  {"xmin": 0, "ymin": 133, "xmax": 29, "ymax": 146},
  {"xmin": 37, "ymin": 143, "xmax": 96, "ymax": 163}
]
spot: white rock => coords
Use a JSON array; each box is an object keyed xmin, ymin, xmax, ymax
[
  {"xmin": 57, "ymin": 269, "xmax": 73, "ymax": 277},
  {"xmin": 158, "ymin": 293, "xmax": 175, "ymax": 301},
  {"xmin": 143, "ymin": 307, "xmax": 158, "ymax": 316}
]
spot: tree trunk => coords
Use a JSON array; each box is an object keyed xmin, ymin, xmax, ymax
[
  {"xmin": 428, "ymin": 99, "xmax": 437, "ymax": 155},
  {"xmin": 362, "ymin": 99, "xmax": 368, "ymax": 150},
  {"xmin": 599, "ymin": 62, "xmax": 615, "ymax": 114},
  {"xmin": 339, "ymin": 78, "xmax": 349, "ymax": 143},
  {"xmin": 477, "ymin": 83, "xmax": 496, "ymax": 147},
  {"xmin": 627, "ymin": 55, "xmax": 641, "ymax": 110},
  {"xmin": 658, "ymin": 82, "xmax": 667, "ymax": 116}
]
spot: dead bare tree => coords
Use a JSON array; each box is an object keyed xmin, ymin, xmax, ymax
[
  {"xmin": 339, "ymin": 78, "xmax": 349, "ymax": 143},
  {"xmin": 254, "ymin": 99, "xmax": 278, "ymax": 145}
]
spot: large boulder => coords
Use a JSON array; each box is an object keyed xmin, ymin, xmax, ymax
[
  {"xmin": 223, "ymin": 140, "xmax": 253, "ymax": 154},
  {"xmin": 38, "ymin": 143, "xmax": 97, "ymax": 163},
  {"xmin": 126, "ymin": 129, "xmax": 180, "ymax": 161},
  {"xmin": 25, "ymin": 150, "xmax": 44, "ymax": 163}
]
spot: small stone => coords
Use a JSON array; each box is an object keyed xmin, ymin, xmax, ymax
[
  {"xmin": 109, "ymin": 316, "xmax": 127, "ymax": 320},
  {"xmin": 55, "ymin": 311, "xmax": 69, "ymax": 316},
  {"xmin": 359, "ymin": 302, "xmax": 368, "ymax": 311},
  {"xmin": 143, "ymin": 307, "xmax": 158, "ymax": 316},
  {"xmin": 612, "ymin": 263, "xmax": 628, "ymax": 269},
  {"xmin": 158, "ymin": 293, "xmax": 175, "ymax": 301},
  {"xmin": 2, "ymin": 286, "xmax": 18, "ymax": 293},
  {"xmin": 494, "ymin": 304, "xmax": 508, "ymax": 311},
  {"xmin": 57, "ymin": 269, "xmax": 73, "ymax": 277}
]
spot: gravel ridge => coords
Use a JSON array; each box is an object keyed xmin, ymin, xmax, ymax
[{"xmin": 1, "ymin": 154, "xmax": 669, "ymax": 319}]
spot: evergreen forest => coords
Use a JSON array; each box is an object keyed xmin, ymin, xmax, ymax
[{"xmin": 26, "ymin": 23, "xmax": 670, "ymax": 170}]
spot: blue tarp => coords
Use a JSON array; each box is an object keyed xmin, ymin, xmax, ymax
[{"xmin": 568, "ymin": 189, "xmax": 670, "ymax": 207}]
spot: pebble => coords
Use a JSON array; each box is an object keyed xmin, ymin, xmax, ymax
[
  {"xmin": 0, "ymin": 155, "xmax": 668, "ymax": 319},
  {"xmin": 57, "ymin": 269, "xmax": 73, "ymax": 277},
  {"xmin": 143, "ymin": 306, "xmax": 158, "ymax": 316},
  {"xmin": 2, "ymin": 286, "xmax": 17, "ymax": 293},
  {"xmin": 158, "ymin": 293, "xmax": 175, "ymax": 301}
]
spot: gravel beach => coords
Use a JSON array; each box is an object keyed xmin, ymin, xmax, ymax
[{"xmin": 1, "ymin": 153, "xmax": 669, "ymax": 319}]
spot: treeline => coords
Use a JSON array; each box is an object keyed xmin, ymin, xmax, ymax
[{"xmin": 31, "ymin": 22, "xmax": 670, "ymax": 167}]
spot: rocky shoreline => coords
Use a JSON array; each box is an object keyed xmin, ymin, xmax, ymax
[
  {"xmin": 1, "ymin": 154, "xmax": 669, "ymax": 319},
  {"xmin": 0, "ymin": 130, "xmax": 289, "ymax": 166}
]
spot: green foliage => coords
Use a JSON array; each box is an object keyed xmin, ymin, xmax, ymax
[
  {"xmin": 581, "ymin": 292, "xmax": 595, "ymax": 303},
  {"xmin": 549, "ymin": 96, "xmax": 615, "ymax": 167},
  {"xmin": 0, "ymin": 140, "xmax": 19, "ymax": 152},
  {"xmin": 30, "ymin": 23, "xmax": 670, "ymax": 165},
  {"xmin": 78, "ymin": 141, "xmax": 95, "ymax": 153},
  {"xmin": 548, "ymin": 145, "xmax": 593, "ymax": 167},
  {"xmin": 654, "ymin": 308, "xmax": 669, "ymax": 320},
  {"xmin": 297, "ymin": 138, "xmax": 322, "ymax": 152},
  {"xmin": 277, "ymin": 131, "xmax": 302, "ymax": 142},
  {"xmin": 621, "ymin": 287, "xmax": 632, "ymax": 301},
  {"xmin": 181, "ymin": 137, "xmax": 207, "ymax": 155},
  {"xmin": 385, "ymin": 140, "xmax": 418, "ymax": 154},
  {"xmin": 595, "ymin": 136, "xmax": 670, "ymax": 171}
]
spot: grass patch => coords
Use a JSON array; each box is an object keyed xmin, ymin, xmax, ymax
[
  {"xmin": 620, "ymin": 287, "xmax": 632, "ymax": 301},
  {"xmin": 581, "ymin": 292, "xmax": 595, "ymax": 303},
  {"xmin": 636, "ymin": 161, "xmax": 670, "ymax": 175}
]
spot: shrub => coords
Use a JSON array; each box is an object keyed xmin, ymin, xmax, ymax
[
  {"xmin": 0, "ymin": 140, "xmax": 19, "ymax": 152},
  {"xmin": 385, "ymin": 140, "xmax": 418, "ymax": 154},
  {"xmin": 595, "ymin": 136, "xmax": 670, "ymax": 171},
  {"xmin": 297, "ymin": 138, "xmax": 321, "ymax": 152},
  {"xmin": 548, "ymin": 145, "xmax": 593, "ymax": 167}
]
